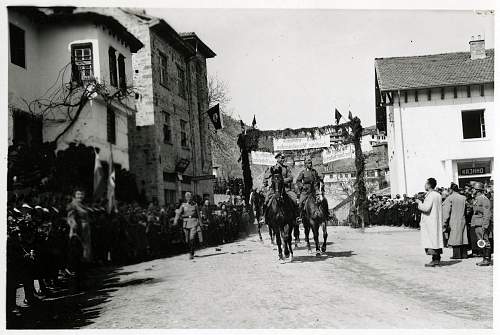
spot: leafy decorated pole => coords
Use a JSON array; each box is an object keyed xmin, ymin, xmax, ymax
[
  {"xmin": 349, "ymin": 116, "xmax": 368, "ymax": 231},
  {"xmin": 236, "ymin": 113, "xmax": 368, "ymax": 229}
]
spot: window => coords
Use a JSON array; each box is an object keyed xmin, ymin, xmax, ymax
[
  {"xmin": 118, "ymin": 54, "xmax": 126, "ymax": 91},
  {"xmin": 108, "ymin": 47, "xmax": 118, "ymax": 87},
  {"xmin": 164, "ymin": 189, "xmax": 176, "ymax": 206},
  {"xmin": 159, "ymin": 52, "xmax": 168, "ymax": 87},
  {"xmin": 107, "ymin": 107, "xmax": 116, "ymax": 144},
  {"xmin": 177, "ymin": 65, "xmax": 186, "ymax": 98},
  {"xmin": 180, "ymin": 120, "xmax": 189, "ymax": 147},
  {"xmin": 367, "ymin": 170, "xmax": 375, "ymax": 177},
  {"xmin": 163, "ymin": 111, "xmax": 172, "ymax": 144},
  {"xmin": 71, "ymin": 43, "xmax": 93, "ymax": 81},
  {"xmin": 9, "ymin": 23, "xmax": 25, "ymax": 68},
  {"xmin": 13, "ymin": 111, "xmax": 42, "ymax": 147},
  {"xmin": 462, "ymin": 110, "xmax": 486, "ymax": 139}
]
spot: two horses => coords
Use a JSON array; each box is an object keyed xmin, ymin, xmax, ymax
[{"xmin": 264, "ymin": 169, "xmax": 328, "ymax": 262}]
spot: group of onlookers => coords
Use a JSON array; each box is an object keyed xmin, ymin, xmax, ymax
[
  {"xmin": 6, "ymin": 188, "xmax": 253, "ymax": 313},
  {"xmin": 368, "ymin": 179, "xmax": 493, "ymax": 267}
]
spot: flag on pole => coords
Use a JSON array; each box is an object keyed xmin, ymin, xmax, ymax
[
  {"xmin": 207, "ymin": 104, "xmax": 223, "ymax": 130},
  {"xmin": 107, "ymin": 146, "xmax": 116, "ymax": 214},
  {"xmin": 335, "ymin": 108, "xmax": 342, "ymax": 125},
  {"xmin": 93, "ymin": 148, "xmax": 105, "ymax": 201}
]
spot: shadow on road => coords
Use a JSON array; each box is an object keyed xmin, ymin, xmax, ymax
[
  {"xmin": 7, "ymin": 266, "xmax": 159, "ymax": 329},
  {"xmin": 438, "ymin": 260, "xmax": 462, "ymax": 267},
  {"xmin": 194, "ymin": 252, "xmax": 228, "ymax": 258},
  {"xmin": 292, "ymin": 250, "xmax": 355, "ymax": 263}
]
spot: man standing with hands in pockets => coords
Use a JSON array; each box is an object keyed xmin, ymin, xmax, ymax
[{"xmin": 415, "ymin": 178, "xmax": 444, "ymax": 267}]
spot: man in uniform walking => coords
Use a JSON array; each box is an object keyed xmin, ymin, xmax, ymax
[
  {"xmin": 471, "ymin": 182, "xmax": 493, "ymax": 266},
  {"xmin": 174, "ymin": 192, "xmax": 203, "ymax": 260},
  {"xmin": 295, "ymin": 157, "xmax": 321, "ymax": 219}
]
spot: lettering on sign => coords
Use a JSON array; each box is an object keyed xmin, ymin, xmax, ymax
[
  {"xmin": 459, "ymin": 167, "xmax": 486, "ymax": 176},
  {"xmin": 273, "ymin": 135, "xmax": 330, "ymax": 151},
  {"xmin": 322, "ymin": 144, "xmax": 355, "ymax": 164},
  {"xmin": 251, "ymin": 151, "xmax": 277, "ymax": 166}
]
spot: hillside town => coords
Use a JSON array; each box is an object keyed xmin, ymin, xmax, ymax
[{"xmin": 5, "ymin": 5, "xmax": 494, "ymax": 330}]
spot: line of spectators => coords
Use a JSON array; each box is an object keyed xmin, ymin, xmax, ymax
[
  {"xmin": 367, "ymin": 181, "xmax": 494, "ymax": 258},
  {"xmin": 6, "ymin": 189, "xmax": 253, "ymax": 313}
]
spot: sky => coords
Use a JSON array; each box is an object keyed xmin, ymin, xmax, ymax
[{"xmin": 151, "ymin": 9, "xmax": 494, "ymax": 130}]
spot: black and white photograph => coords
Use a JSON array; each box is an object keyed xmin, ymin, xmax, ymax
[{"xmin": 2, "ymin": 0, "xmax": 497, "ymax": 331}]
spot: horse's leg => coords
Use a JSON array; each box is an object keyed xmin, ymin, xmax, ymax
[
  {"xmin": 321, "ymin": 220, "xmax": 328, "ymax": 253},
  {"xmin": 275, "ymin": 227, "xmax": 283, "ymax": 261},
  {"xmin": 312, "ymin": 220, "xmax": 321, "ymax": 256},
  {"xmin": 287, "ymin": 222, "xmax": 294, "ymax": 262},
  {"xmin": 281, "ymin": 225, "xmax": 290, "ymax": 259},
  {"xmin": 293, "ymin": 220, "xmax": 300, "ymax": 247},
  {"xmin": 304, "ymin": 218, "xmax": 312, "ymax": 253},
  {"xmin": 269, "ymin": 224, "xmax": 274, "ymax": 244},
  {"xmin": 257, "ymin": 218, "xmax": 263, "ymax": 241}
]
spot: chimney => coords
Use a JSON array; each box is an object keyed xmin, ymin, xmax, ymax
[{"xmin": 469, "ymin": 35, "xmax": 486, "ymax": 60}]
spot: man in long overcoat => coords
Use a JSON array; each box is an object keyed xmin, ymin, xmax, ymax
[
  {"xmin": 416, "ymin": 178, "xmax": 444, "ymax": 267},
  {"xmin": 442, "ymin": 183, "xmax": 468, "ymax": 259}
]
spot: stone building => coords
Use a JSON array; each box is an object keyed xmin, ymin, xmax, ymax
[{"xmin": 91, "ymin": 8, "xmax": 216, "ymax": 205}]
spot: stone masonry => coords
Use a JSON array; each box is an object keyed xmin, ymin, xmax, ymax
[{"xmin": 93, "ymin": 8, "xmax": 216, "ymax": 205}]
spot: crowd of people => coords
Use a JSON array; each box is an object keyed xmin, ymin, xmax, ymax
[
  {"xmin": 6, "ymin": 188, "xmax": 253, "ymax": 312},
  {"xmin": 368, "ymin": 180, "xmax": 494, "ymax": 265}
]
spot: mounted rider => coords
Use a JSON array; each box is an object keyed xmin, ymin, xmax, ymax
[
  {"xmin": 296, "ymin": 157, "xmax": 321, "ymax": 217},
  {"xmin": 263, "ymin": 152, "xmax": 297, "ymax": 214}
]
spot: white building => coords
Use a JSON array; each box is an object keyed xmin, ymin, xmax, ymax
[
  {"xmin": 375, "ymin": 37, "xmax": 494, "ymax": 196},
  {"xmin": 8, "ymin": 7, "xmax": 143, "ymax": 169}
]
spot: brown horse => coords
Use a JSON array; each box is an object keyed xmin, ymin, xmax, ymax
[
  {"xmin": 303, "ymin": 182, "xmax": 328, "ymax": 255},
  {"xmin": 264, "ymin": 168, "xmax": 295, "ymax": 262}
]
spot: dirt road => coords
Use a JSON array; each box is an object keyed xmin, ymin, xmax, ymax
[{"xmin": 13, "ymin": 226, "xmax": 493, "ymax": 329}]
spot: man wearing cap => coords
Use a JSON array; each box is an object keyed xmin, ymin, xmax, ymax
[
  {"xmin": 263, "ymin": 152, "xmax": 297, "ymax": 214},
  {"xmin": 442, "ymin": 182, "xmax": 468, "ymax": 259},
  {"xmin": 415, "ymin": 177, "xmax": 444, "ymax": 267},
  {"xmin": 471, "ymin": 182, "xmax": 493, "ymax": 266},
  {"xmin": 174, "ymin": 191, "xmax": 203, "ymax": 260},
  {"xmin": 296, "ymin": 157, "xmax": 321, "ymax": 218}
]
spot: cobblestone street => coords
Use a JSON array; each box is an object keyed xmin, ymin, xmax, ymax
[{"xmin": 12, "ymin": 226, "xmax": 493, "ymax": 329}]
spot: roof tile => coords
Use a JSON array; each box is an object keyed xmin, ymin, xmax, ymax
[{"xmin": 375, "ymin": 49, "xmax": 494, "ymax": 91}]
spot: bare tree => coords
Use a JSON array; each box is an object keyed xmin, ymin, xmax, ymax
[
  {"xmin": 208, "ymin": 74, "xmax": 231, "ymax": 111},
  {"xmin": 13, "ymin": 62, "xmax": 137, "ymax": 145},
  {"xmin": 207, "ymin": 74, "xmax": 242, "ymax": 175}
]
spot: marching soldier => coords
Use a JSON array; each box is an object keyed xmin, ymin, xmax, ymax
[
  {"xmin": 295, "ymin": 157, "xmax": 321, "ymax": 218},
  {"xmin": 174, "ymin": 192, "xmax": 203, "ymax": 260},
  {"xmin": 470, "ymin": 182, "xmax": 493, "ymax": 266},
  {"xmin": 263, "ymin": 152, "xmax": 297, "ymax": 213}
]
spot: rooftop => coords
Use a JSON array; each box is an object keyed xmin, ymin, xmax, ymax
[
  {"xmin": 375, "ymin": 49, "xmax": 494, "ymax": 91},
  {"xmin": 11, "ymin": 7, "xmax": 144, "ymax": 53},
  {"xmin": 180, "ymin": 32, "xmax": 216, "ymax": 58}
]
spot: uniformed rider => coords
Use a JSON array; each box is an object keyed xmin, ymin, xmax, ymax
[
  {"xmin": 296, "ymin": 157, "xmax": 321, "ymax": 218},
  {"xmin": 263, "ymin": 152, "xmax": 297, "ymax": 214},
  {"xmin": 174, "ymin": 192, "xmax": 203, "ymax": 260}
]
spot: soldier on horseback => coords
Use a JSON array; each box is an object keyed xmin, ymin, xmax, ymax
[
  {"xmin": 295, "ymin": 156, "xmax": 329, "ymax": 254},
  {"xmin": 295, "ymin": 157, "xmax": 329, "ymax": 222},
  {"xmin": 263, "ymin": 152, "xmax": 297, "ymax": 215},
  {"xmin": 296, "ymin": 157, "xmax": 321, "ymax": 219}
]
